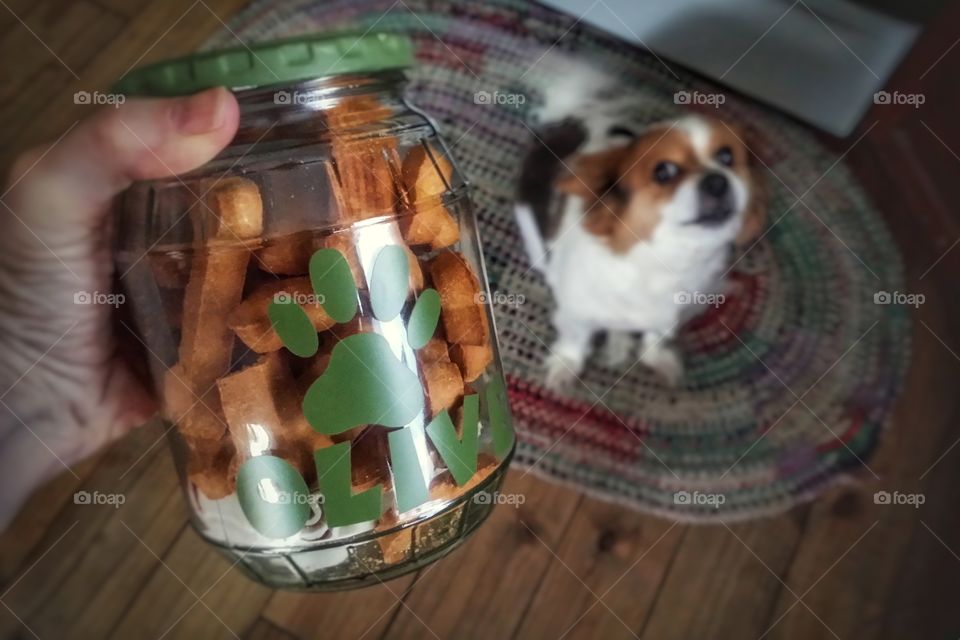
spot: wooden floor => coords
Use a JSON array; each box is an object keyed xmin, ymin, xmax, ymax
[{"xmin": 2, "ymin": 1, "xmax": 960, "ymax": 638}]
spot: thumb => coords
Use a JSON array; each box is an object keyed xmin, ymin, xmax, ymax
[{"xmin": 7, "ymin": 87, "xmax": 239, "ymax": 229}]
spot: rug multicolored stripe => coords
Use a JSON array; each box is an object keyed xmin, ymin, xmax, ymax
[{"xmin": 208, "ymin": 0, "xmax": 910, "ymax": 521}]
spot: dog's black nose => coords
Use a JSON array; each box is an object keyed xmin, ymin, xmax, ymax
[{"xmin": 699, "ymin": 172, "xmax": 729, "ymax": 198}]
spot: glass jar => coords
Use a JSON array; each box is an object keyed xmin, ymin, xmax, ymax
[{"xmin": 113, "ymin": 34, "xmax": 515, "ymax": 590}]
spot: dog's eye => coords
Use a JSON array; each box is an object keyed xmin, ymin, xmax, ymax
[
  {"xmin": 653, "ymin": 161, "xmax": 679, "ymax": 184},
  {"xmin": 715, "ymin": 146, "xmax": 734, "ymax": 167}
]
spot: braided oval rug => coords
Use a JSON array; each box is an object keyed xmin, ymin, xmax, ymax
[{"xmin": 209, "ymin": 0, "xmax": 910, "ymax": 521}]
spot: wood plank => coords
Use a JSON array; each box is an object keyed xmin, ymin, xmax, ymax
[
  {"xmin": 0, "ymin": 0, "xmax": 251, "ymax": 171},
  {"xmin": 0, "ymin": 424, "xmax": 186, "ymax": 637},
  {"xmin": 243, "ymin": 617, "xmax": 299, "ymax": 640},
  {"xmin": 513, "ymin": 498, "xmax": 685, "ymax": 640},
  {"xmin": 637, "ymin": 512, "xmax": 806, "ymax": 640},
  {"xmin": 0, "ymin": 420, "xmax": 172, "ymax": 638},
  {"xmin": 762, "ymin": 266, "xmax": 960, "ymax": 640},
  {"xmin": 877, "ymin": 401, "xmax": 960, "ymax": 639},
  {"xmin": 263, "ymin": 573, "xmax": 418, "ymax": 640},
  {"xmin": 0, "ymin": 448, "xmax": 105, "ymax": 582},
  {"xmin": 107, "ymin": 524, "xmax": 274, "ymax": 640},
  {"xmin": 0, "ymin": 0, "xmax": 125, "ymax": 149},
  {"xmin": 382, "ymin": 471, "xmax": 584, "ymax": 639}
]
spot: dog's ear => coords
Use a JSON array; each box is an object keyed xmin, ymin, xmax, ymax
[
  {"xmin": 735, "ymin": 164, "xmax": 767, "ymax": 247},
  {"xmin": 729, "ymin": 124, "xmax": 768, "ymax": 247},
  {"xmin": 554, "ymin": 145, "xmax": 631, "ymax": 200}
]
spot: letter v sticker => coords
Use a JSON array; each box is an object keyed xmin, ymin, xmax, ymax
[{"xmin": 426, "ymin": 394, "xmax": 479, "ymax": 486}]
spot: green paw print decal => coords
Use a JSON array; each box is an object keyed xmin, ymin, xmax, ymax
[{"xmin": 237, "ymin": 245, "xmax": 513, "ymax": 539}]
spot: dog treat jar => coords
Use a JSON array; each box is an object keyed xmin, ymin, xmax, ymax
[{"xmin": 113, "ymin": 33, "xmax": 515, "ymax": 590}]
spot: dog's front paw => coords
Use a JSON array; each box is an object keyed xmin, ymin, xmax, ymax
[
  {"xmin": 544, "ymin": 352, "xmax": 582, "ymax": 390},
  {"xmin": 600, "ymin": 332, "xmax": 635, "ymax": 369},
  {"xmin": 640, "ymin": 343, "xmax": 684, "ymax": 387}
]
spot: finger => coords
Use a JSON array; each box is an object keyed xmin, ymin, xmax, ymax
[{"xmin": 8, "ymin": 87, "xmax": 239, "ymax": 227}]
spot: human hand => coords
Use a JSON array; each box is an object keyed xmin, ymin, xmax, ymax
[{"xmin": 0, "ymin": 87, "xmax": 240, "ymax": 528}]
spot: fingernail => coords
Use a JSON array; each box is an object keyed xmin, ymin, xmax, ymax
[{"xmin": 172, "ymin": 87, "xmax": 228, "ymax": 135}]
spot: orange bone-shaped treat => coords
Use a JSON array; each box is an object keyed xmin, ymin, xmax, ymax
[
  {"xmin": 196, "ymin": 177, "xmax": 265, "ymax": 242},
  {"xmin": 164, "ymin": 365, "xmax": 228, "ymax": 442},
  {"xmin": 429, "ymin": 453, "xmax": 499, "ymax": 501},
  {"xmin": 179, "ymin": 178, "xmax": 263, "ymax": 383},
  {"xmin": 350, "ymin": 428, "xmax": 392, "ymax": 491},
  {"xmin": 417, "ymin": 337, "xmax": 464, "ymax": 416},
  {"xmin": 228, "ymin": 277, "xmax": 335, "ymax": 353},
  {"xmin": 319, "ymin": 231, "xmax": 367, "ymax": 287},
  {"xmin": 218, "ymin": 352, "xmax": 332, "ymax": 478},
  {"xmin": 327, "ymin": 139, "xmax": 402, "ymax": 220},
  {"xmin": 324, "ymin": 96, "xmax": 402, "ymax": 220},
  {"xmin": 375, "ymin": 509, "xmax": 412, "ymax": 565},
  {"xmin": 429, "ymin": 252, "xmax": 490, "ymax": 346},
  {"xmin": 423, "ymin": 358, "xmax": 464, "ymax": 417},
  {"xmin": 179, "ymin": 249, "xmax": 250, "ymax": 383},
  {"xmin": 399, "ymin": 144, "xmax": 459, "ymax": 249},
  {"xmin": 419, "ymin": 338, "xmax": 450, "ymax": 363},
  {"xmin": 256, "ymin": 231, "xmax": 314, "ymax": 275},
  {"xmin": 187, "ymin": 436, "xmax": 236, "ymax": 500},
  {"xmin": 449, "ymin": 343, "xmax": 493, "ymax": 383}
]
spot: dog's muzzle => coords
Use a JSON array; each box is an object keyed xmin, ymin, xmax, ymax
[{"xmin": 690, "ymin": 172, "xmax": 734, "ymax": 226}]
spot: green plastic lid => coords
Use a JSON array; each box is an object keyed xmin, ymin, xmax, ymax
[{"xmin": 113, "ymin": 32, "xmax": 413, "ymax": 97}]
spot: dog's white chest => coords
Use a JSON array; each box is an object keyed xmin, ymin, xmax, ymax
[{"xmin": 545, "ymin": 213, "xmax": 728, "ymax": 333}]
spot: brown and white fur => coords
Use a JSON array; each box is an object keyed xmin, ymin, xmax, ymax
[{"xmin": 515, "ymin": 73, "xmax": 765, "ymax": 388}]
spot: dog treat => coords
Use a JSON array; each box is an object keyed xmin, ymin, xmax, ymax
[
  {"xmin": 256, "ymin": 231, "xmax": 314, "ymax": 275},
  {"xmin": 375, "ymin": 509, "xmax": 412, "ymax": 564},
  {"xmin": 319, "ymin": 231, "xmax": 367, "ymax": 287},
  {"xmin": 179, "ymin": 178, "xmax": 263, "ymax": 384},
  {"xmin": 429, "ymin": 252, "xmax": 490, "ymax": 346},
  {"xmin": 423, "ymin": 358, "xmax": 464, "ymax": 416},
  {"xmin": 326, "ymin": 94, "xmax": 395, "ymax": 130},
  {"xmin": 429, "ymin": 453, "xmax": 499, "ymax": 502},
  {"xmin": 325, "ymin": 97, "xmax": 402, "ymax": 222},
  {"xmin": 197, "ymin": 177, "xmax": 265, "ymax": 242},
  {"xmin": 179, "ymin": 249, "xmax": 250, "ymax": 382},
  {"xmin": 228, "ymin": 277, "xmax": 336, "ymax": 353},
  {"xmin": 350, "ymin": 428, "xmax": 392, "ymax": 491},
  {"xmin": 187, "ymin": 436, "xmax": 236, "ymax": 500},
  {"xmin": 416, "ymin": 337, "xmax": 464, "ymax": 415},
  {"xmin": 400, "ymin": 144, "xmax": 460, "ymax": 249},
  {"xmin": 329, "ymin": 141, "xmax": 402, "ymax": 220},
  {"xmin": 164, "ymin": 363, "xmax": 227, "ymax": 448},
  {"xmin": 218, "ymin": 352, "xmax": 332, "ymax": 478},
  {"xmin": 419, "ymin": 337, "xmax": 450, "ymax": 363},
  {"xmin": 449, "ymin": 343, "xmax": 493, "ymax": 382}
]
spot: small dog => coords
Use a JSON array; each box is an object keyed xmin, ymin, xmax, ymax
[{"xmin": 515, "ymin": 69, "xmax": 766, "ymax": 387}]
